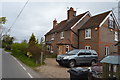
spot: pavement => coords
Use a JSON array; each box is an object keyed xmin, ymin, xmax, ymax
[{"xmin": 1, "ymin": 48, "xmax": 46, "ymax": 78}]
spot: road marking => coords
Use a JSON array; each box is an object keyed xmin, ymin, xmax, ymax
[
  {"xmin": 12, "ymin": 56, "xmax": 26, "ymax": 71},
  {"xmin": 27, "ymin": 72, "xmax": 33, "ymax": 78},
  {"xmin": 11, "ymin": 55, "xmax": 33, "ymax": 78}
]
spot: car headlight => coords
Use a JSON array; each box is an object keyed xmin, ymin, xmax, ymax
[{"xmin": 63, "ymin": 56, "xmax": 70, "ymax": 59}]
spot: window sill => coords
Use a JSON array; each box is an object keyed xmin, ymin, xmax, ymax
[
  {"xmin": 60, "ymin": 37, "xmax": 64, "ymax": 40},
  {"xmin": 51, "ymin": 38, "xmax": 54, "ymax": 41},
  {"xmin": 85, "ymin": 37, "xmax": 91, "ymax": 39}
]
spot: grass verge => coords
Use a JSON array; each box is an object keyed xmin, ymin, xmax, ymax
[{"xmin": 11, "ymin": 53, "xmax": 41, "ymax": 68}]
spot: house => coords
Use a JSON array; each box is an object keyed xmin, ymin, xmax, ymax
[
  {"xmin": 45, "ymin": 7, "xmax": 120, "ymax": 59},
  {"xmin": 115, "ymin": 41, "xmax": 120, "ymax": 54},
  {"xmin": 45, "ymin": 7, "xmax": 91, "ymax": 54},
  {"xmin": 79, "ymin": 11, "xmax": 120, "ymax": 60}
]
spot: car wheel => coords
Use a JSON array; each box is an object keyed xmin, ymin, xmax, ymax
[
  {"xmin": 69, "ymin": 60, "xmax": 76, "ymax": 68},
  {"xmin": 91, "ymin": 60, "xmax": 96, "ymax": 66},
  {"xmin": 59, "ymin": 63, "xmax": 63, "ymax": 66}
]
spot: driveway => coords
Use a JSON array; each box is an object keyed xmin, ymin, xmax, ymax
[{"xmin": 35, "ymin": 58, "xmax": 89, "ymax": 78}]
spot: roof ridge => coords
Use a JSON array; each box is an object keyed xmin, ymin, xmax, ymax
[{"xmin": 92, "ymin": 10, "xmax": 111, "ymax": 18}]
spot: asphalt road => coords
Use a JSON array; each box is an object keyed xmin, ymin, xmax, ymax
[{"xmin": 1, "ymin": 49, "xmax": 46, "ymax": 78}]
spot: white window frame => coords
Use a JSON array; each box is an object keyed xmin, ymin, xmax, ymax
[
  {"xmin": 51, "ymin": 33, "xmax": 54, "ymax": 40},
  {"xmin": 114, "ymin": 31, "xmax": 118, "ymax": 41},
  {"xmin": 66, "ymin": 45, "xmax": 69, "ymax": 53},
  {"xmin": 85, "ymin": 29, "xmax": 91, "ymax": 39},
  {"xmin": 105, "ymin": 46, "xmax": 109, "ymax": 56},
  {"xmin": 61, "ymin": 32, "xmax": 64, "ymax": 39},
  {"xmin": 109, "ymin": 15, "xmax": 114, "ymax": 28},
  {"xmin": 47, "ymin": 45, "xmax": 50, "ymax": 51},
  {"xmin": 85, "ymin": 46, "xmax": 91, "ymax": 50},
  {"xmin": 50, "ymin": 46, "xmax": 53, "ymax": 53}
]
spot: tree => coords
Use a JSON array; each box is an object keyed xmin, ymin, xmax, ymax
[
  {"xmin": 0, "ymin": 17, "xmax": 6, "ymax": 24},
  {"xmin": 28, "ymin": 33, "xmax": 44, "ymax": 64},
  {"xmin": 28, "ymin": 33, "xmax": 37, "ymax": 46},
  {"xmin": 2, "ymin": 35, "xmax": 14, "ymax": 50}
]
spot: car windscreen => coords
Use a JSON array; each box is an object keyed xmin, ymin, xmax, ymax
[{"xmin": 67, "ymin": 50, "xmax": 79, "ymax": 55}]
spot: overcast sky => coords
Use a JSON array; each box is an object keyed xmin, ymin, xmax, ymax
[{"xmin": 1, "ymin": 0, "xmax": 119, "ymax": 43}]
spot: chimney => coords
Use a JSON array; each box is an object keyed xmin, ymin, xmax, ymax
[
  {"xmin": 67, "ymin": 7, "xmax": 76, "ymax": 20},
  {"xmin": 53, "ymin": 18, "xmax": 57, "ymax": 28}
]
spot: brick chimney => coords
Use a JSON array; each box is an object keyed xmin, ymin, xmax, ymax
[
  {"xmin": 67, "ymin": 7, "xmax": 76, "ymax": 20},
  {"xmin": 53, "ymin": 18, "xmax": 57, "ymax": 28}
]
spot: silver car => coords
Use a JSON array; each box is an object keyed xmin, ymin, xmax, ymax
[{"xmin": 56, "ymin": 49, "xmax": 98, "ymax": 67}]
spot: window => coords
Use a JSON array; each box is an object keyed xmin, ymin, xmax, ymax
[
  {"xmin": 109, "ymin": 15, "xmax": 114, "ymax": 28},
  {"xmin": 66, "ymin": 45, "xmax": 69, "ymax": 53},
  {"xmin": 115, "ymin": 31, "xmax": 118, "ymax": 41},
  {"xmin": 51, "ymin": 46, "xmax": 53, "ymax": 53},
  {"xmin": 85, "ymin": 46, "xmax": 91, "ymax": 50},
  {"xmin": 85, "ymin": 29, "xmax": 91, "ymax": 39},
  {"xmin": 86, "ymin": 51, "xmax": 91, "ymax": 55},
  {"xmin": 47, "ymin": 45, "xmax": 50, "ymax": 51},
  {"xmin": 61, "ymin": 32, "xmax": 64, "ymax": 39},
  {"xmin": 51, "ymin": 34, "xmax": 54, "ymax": 40},
  {"xmin": 105, "ymin": 46, "xmax": 109, "ymax": 56}
]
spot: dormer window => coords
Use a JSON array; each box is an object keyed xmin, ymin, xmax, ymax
[
  {"xmin": 115, "ymin": 31, "xmax": 118, "ymax": 41},
  {"xmin": 51, "ymin": 33, "xmax": 54, "ymax": 40},
  {"xmin": 61, "ymin": 32, "xmax": 64, "ymax": 39},
  {"xmin": 109, "ymin": 15, "xmax": 114, "ymax": 29},
  {"xmin": 85, "ymin": 29, "xmax": 91, "ymax": 39}
]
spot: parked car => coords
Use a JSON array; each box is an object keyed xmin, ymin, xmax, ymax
[{"xmin": 56, "ymin": 49, "xmax": 98, "ymax": 67}]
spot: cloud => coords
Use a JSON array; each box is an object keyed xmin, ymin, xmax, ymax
[{"xmin": 2, "ymin": 2, "xmax": 118, "ymax": 42}]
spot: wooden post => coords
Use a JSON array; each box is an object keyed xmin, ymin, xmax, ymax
[
  {"xmin": 41, "ymin": 52, "xmax": 43, "ymax": 65},
  {"xmin": 103, "ymin": 63, "xmax": 109, "ymax": 78},
  {"xmin": 116, "ymin": 65, "xmax": 120, "ymax": 80},
  {"xmin": 109, "ymin": 64, "xmax": 113, "ymax": 78}
]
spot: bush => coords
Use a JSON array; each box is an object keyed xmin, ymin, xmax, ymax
[
  {"xmin": 11, "ymin": 43, "xmax": 41, "ymax": 67},
  {"xmin": 11, "ymin": 42, "xmax": 28, "ymax": 55}
]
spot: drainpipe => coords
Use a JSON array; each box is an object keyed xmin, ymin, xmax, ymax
[{"xmin": 78, "ymin": 29, "xmax": 80, "ymax": 49}]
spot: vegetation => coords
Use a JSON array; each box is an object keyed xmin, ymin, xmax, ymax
[
  {"xmin": 3, "ymin": 33, "xmax": 55, "ymax": 67},
  {"xmin": 2, "ymin": 35, "xmax": 14, "ymax": 50},
  {"xmin": 0, "ymin": 17, "xmax": 6, "ymax": 24},
  {"xmin": 11, "ymin": 42, "xmax": 40, "ymax": 67},
  {"xmin": 28, "ymin": 33, "xmax": 46, "ymax": 64}
]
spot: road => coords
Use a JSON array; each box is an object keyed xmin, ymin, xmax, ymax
[{"xmin": 1, "ymin": 49, "xmax": 46, "ymax": 78}]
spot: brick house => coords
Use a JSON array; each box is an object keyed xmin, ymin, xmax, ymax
[
  {"xmin": 45, "ymin": 7, "xmax": 120, "ymax": 59},
  {"xmin": 45, "ymin": 7, "xmax": 91, "ymax": 54},
  {"xmin": 79, "ymin": 11, "xmax": 120, "ymax": 60},
  {"xmin": 115, "ymin": 41, "xmax": 120, "ymax": 54}
]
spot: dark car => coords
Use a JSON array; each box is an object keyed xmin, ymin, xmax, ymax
[{"xmin": 56, "ymin": 49, "xmax": 98, "ymax": 67}]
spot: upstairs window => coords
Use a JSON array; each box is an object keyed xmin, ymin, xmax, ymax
[
  {"xmin": 115, "ymin": 31, "xmax": 118, "ymax": 41},
  {"xmin": 85, "ymin": 29, "xmax": 91, "ymax": 39},
  {"xmin": 109, "ymin": 15, "xmax": 114, "ymax": 29},
  {"xmin": 51, "ymin": 33, "xmax": 54, "ymax": 40},
  {"xmin": 61, "ymin": 32, "xmax": 64, "ymax": 39},
  {"xmin": 85, "ymin": 46, "xmax": 91, "ymax": 50}
]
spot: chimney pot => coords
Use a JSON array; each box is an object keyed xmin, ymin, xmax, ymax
[
  {"xmin": 67, "ymin": 7, "xmax": 76, "ymax": 20},
  {"xmin": 53, "ymin": 18, "xmax": 57, "ymax": 28}
]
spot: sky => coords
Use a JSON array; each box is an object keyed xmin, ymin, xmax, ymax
[{"xmin": 0, "ymin": 0, "xmax": 119, "ymax": 43}]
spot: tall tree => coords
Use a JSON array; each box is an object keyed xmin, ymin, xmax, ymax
[
  {"xmin": 28, "ymin": 33, "xmax": 37, "ymax": 46},
  {"xmin": 2, "ymin": 35, "xmax": 14, "ymax": 50}
]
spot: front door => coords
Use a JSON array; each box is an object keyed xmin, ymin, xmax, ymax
[{"xmin": 59, "ymin": 46, "xmax": 63, "ymax": 54}]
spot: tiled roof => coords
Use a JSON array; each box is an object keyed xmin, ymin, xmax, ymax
[
  {"xmin": 56, "ymin": 39, "xmax": 71, "ymax": 45},
  {"xmin": 45, "ymin": 11, "xmax": 88, "ymax": 35},
  {"xmin": 79, "ymin": 11, "xmax": 111, "ymax": 30}
]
